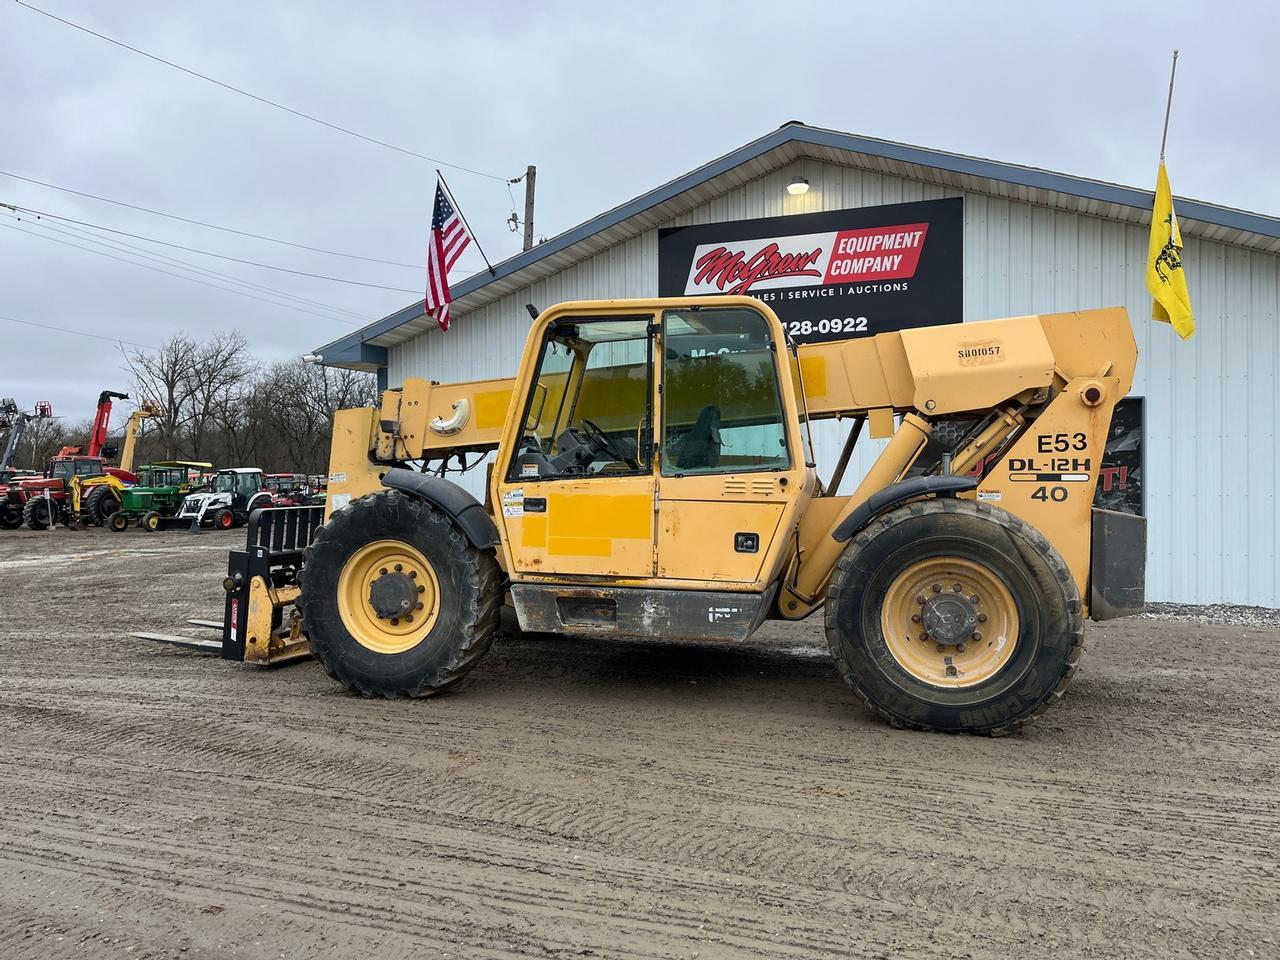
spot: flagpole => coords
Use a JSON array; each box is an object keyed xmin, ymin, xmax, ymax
[
  {"xmin": 1159, "ymin": 49, "xmax": 1179, "ymax": 163},
  {"xmin": 436, "ymin": 169, "xmax": 496, "ymax": 276}
]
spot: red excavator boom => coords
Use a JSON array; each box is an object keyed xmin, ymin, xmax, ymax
[{"xmin": 88, "ymin": 390, "xmax": 128, "ymax": 458}]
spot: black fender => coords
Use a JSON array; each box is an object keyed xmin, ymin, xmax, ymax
[
  {"xmin": 831, "ymin": 475, "xmax": 977, "ymax": 542},
  {"xmin": 381, "ymin": 467, "xmax": 500, "ymax": 550}
]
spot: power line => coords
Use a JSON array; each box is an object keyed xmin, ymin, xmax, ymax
[
  {"xmin": 0, "ymin": 313, "xmax": 159, "ymax": 350},
  {"xmin": 0, "ymin": 217, "xmax": 366, "ymax": 325},
  {"xmin": 0, "ymin": 169, "xmax": 425, "ymax": 270},
  {"xmin": 14, "ymin": 1, "xmax": 515, "ymax": 183},
  {"xmin": 4, "ymin": 202, "xmax": 425, "ymax": 293},
  {"xmin": 2, "ymin": 209, "xmax": 365, "ymax": 324},
  {"xmin": 22, "ymin": 213, "xmax": 369, "ymax": 322}
]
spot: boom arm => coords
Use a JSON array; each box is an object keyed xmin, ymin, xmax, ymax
[
  {"xmin": 0, "ymin": 399, "xmax": 52, "ymax": 470},
  {"xmin": 88, "ymin": 390, "xmax": 129, "ymax": 459},
  {"xmin": 118, "ymin": 402, "xmax": 164, "ymax": 473}
]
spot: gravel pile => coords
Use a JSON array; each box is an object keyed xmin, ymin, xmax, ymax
[{"xmin": 1141, "ymin": 602, "xmax": 1280, "ymax": 629}]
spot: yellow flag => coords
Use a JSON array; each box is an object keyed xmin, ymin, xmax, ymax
[{"xmin": 1145, "ymin": 162, "xmax": 1194, "ymax": 339}]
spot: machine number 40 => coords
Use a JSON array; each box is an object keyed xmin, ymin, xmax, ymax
[{"xmin": 1032, "ymin": 485, "xmax": 1068, "ymax": 503}]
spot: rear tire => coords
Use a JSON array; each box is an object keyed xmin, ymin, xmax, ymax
[
  {"xmin": 81, "ymin": 486, "xmax": 118, "ymax": 526},
  {"xmin": 298, "ymin": 490, "xmax": 501, "ymax": 698},
  {"xmin": 22, "ymin": 497, "xmax": 53, "ymax": 530},
  {"xmin": 824, "ymin": 497, "xmax": 1082, "ymax": 735},
  {"xmin": 0, "ymin": 502, "xmax": 21, "ymax": 529}
]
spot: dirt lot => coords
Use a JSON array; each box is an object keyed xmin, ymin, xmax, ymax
[{"xmin": 0, "ymin": 527, "xmax": 1277, "ymax": 959}]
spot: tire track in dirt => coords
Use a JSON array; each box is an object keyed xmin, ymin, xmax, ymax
[{"xmin": 2, "ymin": 529, "xmax": 1279, "ymax": 958}]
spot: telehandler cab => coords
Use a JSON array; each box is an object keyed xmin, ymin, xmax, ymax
[{"xmin": 290, "ymin": 297, "xmax": 1142, "ymax": 734}]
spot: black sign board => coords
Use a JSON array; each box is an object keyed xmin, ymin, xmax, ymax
[
  {"xmin": 658, "ymin": 197, "xmax": 963, "ymax": 344},
  {"xmin": 1095, "ymin": 397, "xmax": 1143, "ymax": 516}
]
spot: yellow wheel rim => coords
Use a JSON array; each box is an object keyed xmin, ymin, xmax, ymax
[
  {"xmin": 336, "ymin": 539, "xmax": 441, "ymax": 655},
  {"xmin": 881, "ymin": 557, "xmax": 1018, "ymax": 688}
]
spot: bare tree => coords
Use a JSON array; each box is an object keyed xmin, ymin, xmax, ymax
[
  {"xmin": 130, "ymin": 334, "xmax": 198, "ymax": 458},
  {"xmin": 123, "ymin": 332, "xmax": 376, "ymax": 474},
  {"xmin": 182, "ymin": 332, "xmax": 252, "ymax": 459}
]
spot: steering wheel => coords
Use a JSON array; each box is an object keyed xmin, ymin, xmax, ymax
[{"xmin": 580, "ymin": 419, "xmax": 639, "ymax": 470}]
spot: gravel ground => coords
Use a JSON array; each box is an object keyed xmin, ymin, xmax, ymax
[
  {"xmin": 1, "ymin": 526, "xmax": 1278, "ymax": 959},
  {"xmin": 1142, "ymin": 601, "xmax": 1280, "ymax": 629}
]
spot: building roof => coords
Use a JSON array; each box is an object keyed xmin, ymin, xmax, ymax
[{"xmin": 315, "ymin": 121, "xmax": 1280, "ymax": 370}]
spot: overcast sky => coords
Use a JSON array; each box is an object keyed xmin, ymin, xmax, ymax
[{"xmin": 2, "ymin": 0, "xmax": 1276, "ymax": 421}]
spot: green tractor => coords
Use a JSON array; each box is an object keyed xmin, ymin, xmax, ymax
[{"xmin": 107, "ymin": 461, "xmax": 212, "ymax": 532}]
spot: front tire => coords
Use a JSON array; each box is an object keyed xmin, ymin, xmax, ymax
[
  {"xmin": 298, "ymin": 490, "xmax": 501, "ymax": 698},
  {"xmin": 109, "ymin": 512, "xmax": 130, "ymax": 532},
  {"xmin": 825, "ymin": 497, "xmax": 1082, "ymax": 735},
  {"xmin": 141, "ymin": 511, "xmax": 161, "ymax": 532},
  {"xmin": 212, "ymin": 509, "xmax": 234, "ymax": 530}
]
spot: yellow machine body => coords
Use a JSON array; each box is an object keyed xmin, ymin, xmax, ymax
[{"xmin": 326, "ymin": 297, "xmax": 1136, "ymax": 628}]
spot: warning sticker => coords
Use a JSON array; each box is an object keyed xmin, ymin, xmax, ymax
[
  {"xmin": 977, "ymin": 490, "xmax": 1002, "ymax": 502},
  {"xmin": 502, "ymin": 488, "xmax": 525, "ymax": 517},
  {"xmin": 328, "ymin": 471, "xmax": 348, "ymax": 484}
]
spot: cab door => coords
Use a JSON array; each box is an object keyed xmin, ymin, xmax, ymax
[
  {"xmin": 655, "ymin": 306, "xmax": 798, "ymax": 585},
  {"xmin": 495, "ymin": 315, "xmax": 657, "ymax": 579}
]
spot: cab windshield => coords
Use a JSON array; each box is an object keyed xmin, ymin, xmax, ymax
[{"xmin": 214, "ymin": 473, "xmax": 237, "ymax": 493}]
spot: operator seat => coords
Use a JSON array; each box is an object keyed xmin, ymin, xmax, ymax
[{"xmin": 676, "ymin": 405, "xmax": 722, "ymax": 470}]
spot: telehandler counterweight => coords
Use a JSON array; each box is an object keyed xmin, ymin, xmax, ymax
[{"xmin": 294, "ymin": 297, "xmax": 1143, "ymax": 733}]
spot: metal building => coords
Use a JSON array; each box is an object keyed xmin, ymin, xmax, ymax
[{"xmin": 316, "ymin": 122, "xmax": 1280, "ymax": 607}]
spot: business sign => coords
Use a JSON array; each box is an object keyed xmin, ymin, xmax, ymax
[{"xmin": 658, "ymin": 197, "xmax": 963, "ymax": 343}]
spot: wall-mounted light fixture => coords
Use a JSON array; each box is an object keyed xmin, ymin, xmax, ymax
[{"xmin": 786, "ymin": 176, "xmax": 810, "ymax": 196}]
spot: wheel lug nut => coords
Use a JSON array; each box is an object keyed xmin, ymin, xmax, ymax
[
  {"xmin": 916, "ymin": 594, "xmax": 926, "ymax": 605},
  {"xmin": 911, "ymin": 613, "xmax": 921, "ymax": 623},
  {"xmin": 390, "ymin": 618, "xmax": 399, "ymax": 626},
  {"xmin": 932, "ymin": 583, "xmax": 942, "ymax": 593},
  {"xmin": 416, "ymin": 602, "xmax": 424, "ymax": 610},
  {"xmin": 953, "ymin": 583, "xmax": 963, "ymax": 593},
  {"xmin": 919, "ymin": 632, "xmax": 929, "ymax": 642},
  {"xmin": 977, "ymin": 613, "xmax": 987, "ymax": 623},
  {"xmin": 970, "ymin": 595, "xmax": 980, "ymax": 604},
  {"xmin": 972, "ymin": 631, "xmax": 982, "ymax": 641},
  {"xmin": 405, "ymin": 614, "xmax": 413, "ymax": 623},
  {"xmin": 936, "ymin": 643, "xmax": 946, "ymax": 653},
  {"xmin": 395, "ymin": 564, "xmax": 403, "ymax": 572},
  {"xmin": 379, "ymin": 567, "xmax": 388, "ymax": 576},
  {"xmin": 956, "ymin": 642, "xmax": 967, "ymax": 653},
  {"xmin": 417, "ymin": 585, "xmax": 425, "ymax": 594},
  {"xmin": 409, "ymin": 570, "xmax": 417, "ymax": 579}
]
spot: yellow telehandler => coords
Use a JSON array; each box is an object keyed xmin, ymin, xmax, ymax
[{"xmin": 257, "ymin": 297, "xmax": 1142, "ymax": 734}]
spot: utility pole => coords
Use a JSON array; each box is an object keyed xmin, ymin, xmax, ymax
[{"xmin": 522, "ymin": 165, "xmax": 537, "ymax": 252}]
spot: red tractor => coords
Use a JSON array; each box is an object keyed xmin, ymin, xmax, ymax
[
  {"xmin": 263, "ymin": 473, "xmax": 310, "ymax": 507},
  {"xmin": 3, "ymin": 390, "xmax": 133, "ymax": 529}
]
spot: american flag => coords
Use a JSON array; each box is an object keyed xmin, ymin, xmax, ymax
[{"xmin": 425, "ymin": 182, "xmax": 473, "ymax": 332}]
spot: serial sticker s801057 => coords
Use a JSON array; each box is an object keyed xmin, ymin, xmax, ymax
[{"xmin": 957, "ymin": 341, "xmax": 1002, "ymax": 365}]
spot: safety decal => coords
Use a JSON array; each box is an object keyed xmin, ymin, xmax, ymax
[{"xmin": 502, "ymin": 488, "xmax": 525, "ymax": 517}]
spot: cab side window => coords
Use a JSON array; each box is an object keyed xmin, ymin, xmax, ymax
[{"xmin": 661, "ymin": 308, "xmax": 790, "ymax": 476}]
